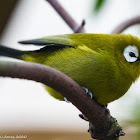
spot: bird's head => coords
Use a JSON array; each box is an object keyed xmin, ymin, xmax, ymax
[{"xmin": 114, "ymin": 34, "xmax": 140, "ymax": 81}]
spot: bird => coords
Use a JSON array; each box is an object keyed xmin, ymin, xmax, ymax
[{"xmin": 0, "ymin": 33, "xmax": 140, "ymax": 105}]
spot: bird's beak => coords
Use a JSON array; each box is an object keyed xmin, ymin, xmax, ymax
[{"xmin": 137, "ymin": 57, "xmax": 140, "ymax": 61}]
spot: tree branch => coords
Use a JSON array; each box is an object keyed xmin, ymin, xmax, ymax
[
  {"xmin": 0, "ymin": 60, "xmax": 123, "ymax": 140},
  {"xmin": 111, "ymin": 15, "xmax": 140, "ymax": 34},
  {"xmin": 46, "ymin": 0, "xmax": 86, "ymax": 33}
]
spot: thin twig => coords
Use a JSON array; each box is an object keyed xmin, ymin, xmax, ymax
[
  {"xmin": 75, "ymin": 19, "xmax": 86, "ymax": 33},
  {"xmin": 46, "ymin": 0, "xmax": 86, "ymax": 33},
  {"xmin": 0, "ymin": 60, "xmax": 123, "ymax": 140},
  {"xmin": 111, "ymin": 15, "xmax": 140, "ymax": 34}
]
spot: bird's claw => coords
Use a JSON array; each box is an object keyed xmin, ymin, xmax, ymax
[
  {"xmin": 79, "ymin": 114, "xmax": 89, "ymax": 121},
  {"xmin": 64, "ymin": 97, "xmax": 70, "ymax": 103},
  {"xmin": 103, "ymin": 105, "xmax": 110, "ymax": 114},
  {"xmin": 82, "ymin": 87, "xmax": 93, "ymax": 99}
]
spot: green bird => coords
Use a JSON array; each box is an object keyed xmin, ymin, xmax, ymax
[{"xmin": 0, "ymin": 33, "xmax": 140, "ymax": 105}]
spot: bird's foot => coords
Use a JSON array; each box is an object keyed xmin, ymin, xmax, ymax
[
  {"xmin": 100, "ymin": 104, "xmax": 110, "ymax": 114},
  {"xmin": 82, "ymin": 87, "xmax": 110, "ymax": 114},
  {"xmin": 64, "ymin": 87, "xmax": 93, "ymax": 103},
  {"xmin": 82, "ymin": 87, "xmax": 93, "ymax": 99}
]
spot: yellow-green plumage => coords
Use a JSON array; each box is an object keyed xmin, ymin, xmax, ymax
[
  {"xmin": 1, "ymin": 33, "xmax": 140, "ymax": 105},
  {"xmin": 19, "ymin": 34, "xmax": 140, "ymax": 105}
]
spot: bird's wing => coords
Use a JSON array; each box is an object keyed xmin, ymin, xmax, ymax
[
  {"xmin": 18, "ymin": 34, "xmax": 80, "ymax": 53},
  {"xmin": 19, "ymin": 34, "xmax": 115, "ymax": 53}
]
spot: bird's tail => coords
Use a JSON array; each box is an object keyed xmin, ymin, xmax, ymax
[{"xmin": 0, "ymin": 45, "xmax": 27, "ymax": 60}]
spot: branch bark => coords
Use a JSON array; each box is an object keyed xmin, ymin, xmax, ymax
[
  {"xmin": 0, "ymin": 60, "xmax": 122, "ymax": 140},
  {"xmin": 111, "ymin": 15, "xmax": 140, "ymax": 34},
  {"xmin": 46, "ymin": 0, "xmax": 86, "ymax": 33}
]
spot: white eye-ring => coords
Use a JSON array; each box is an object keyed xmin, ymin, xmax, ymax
[{"xmin": 123, "ymin": 45, "xmax": 139, "ymax": 62}]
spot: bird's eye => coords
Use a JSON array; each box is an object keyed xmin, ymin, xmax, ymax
[
  {"xmin": 129, "ymin": 52, "xmax": 136, "ymax": 57},
  {"xmin": 123, "ymin": 45, "xmax": 139, "ymax": 62}
]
